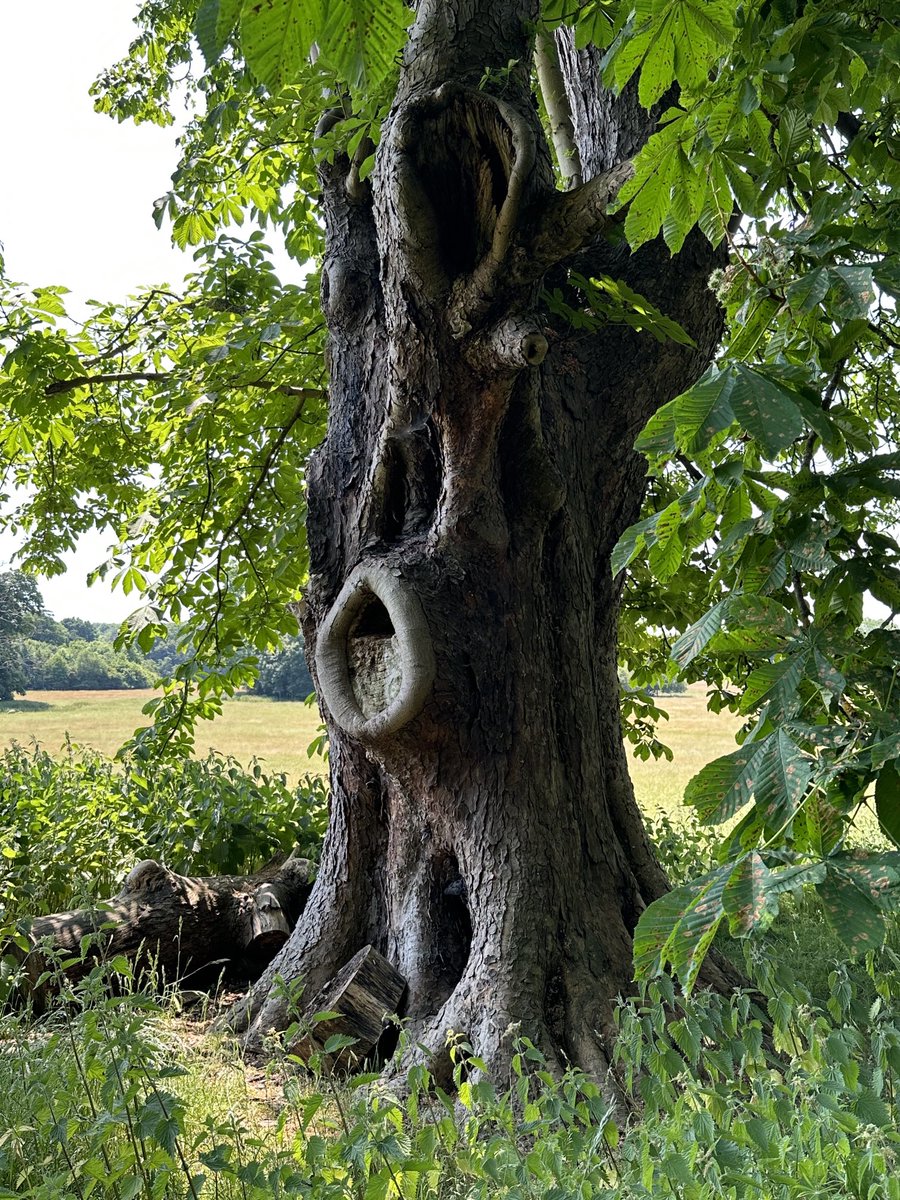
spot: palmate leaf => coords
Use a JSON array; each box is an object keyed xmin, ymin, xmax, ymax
[
  {"xmin": 875, "ymin": 761, "xmax": 900, "ymax": 848},
  {"xmin": 833, "ymin": 853, "xmax": 900, "ymax": 911},
  {"xmin": 723, "ymin": 852, "xmax": 777, "ymax": 935},
  {"xmin": 819, "ymin": 869, "xmax": 887, "ymax": 955},
  {"xmin": 238, "ymin": 0, "xmax": 408, "ymax": 93},
  {"xmin": 633, "ymin": 868, "xmax": 729, "ymax": 991},
  {"xmin": 786, "ymin": 266, "xmax": 830, "ymax": 313},
  {"xmin": 670, "ymin": 598, "xmax": 729, "ymax": 668},
  {"xmin": 319, "ymin": 0, "xmax": 410, "ymax": 92},
  {"xmin": 739, "ymin": 651, "xmax": 809, "ymax": 716},
  {"xmin": 725, "ymin": 595, "xmax": 797, "ymax": 638},
  {"xmin": 730, "ymin": 365, "xmax": 805, "ymax": 456},
  {"xmin": 752, "ymin": 728, "xmax": 812, "ymax": 828},
  {"xmin": 611, "ymin": 478, "xmax": 706, "ymax": 576},
  {"xmin": 583, "ymin": 276, "xmax": 697, "ymax": 347},
  {"xmin": 240, "ymin": 0, "xmax": 322, "ymax": 92},
  {"xmin": 684, "ymin": 741, "xmax": 767, "ymax": 825},
  {"xmin": 194, "ymin": 0, "xmax": 242, "ymax": 65},
  {"xmin": 673, "ymin": 367, "xmax": 736, "ymax": 453}
]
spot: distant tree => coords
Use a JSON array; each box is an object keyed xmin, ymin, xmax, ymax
[
  {"xmin": 61, "ymin": 617, "xmax": 98, "ymax": 642},
  {"xmin": 0, "ymin": 571, "xmax": 45, "ymax": 699},
  {"xmin": 25, "ymin": 613, "xmax": 71, "ymax": 645},
  {"xmin": 254, "ymin": 636, "xmax": 314, "ymax": 701},
  {"xmin": 20, "ymin": 637, "xmax": 155, "ymax": 690}
]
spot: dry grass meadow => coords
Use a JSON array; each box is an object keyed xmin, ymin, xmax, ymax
[{"xmin": 0, "ymin": 683, "xmax": 740, "ymax": 812}]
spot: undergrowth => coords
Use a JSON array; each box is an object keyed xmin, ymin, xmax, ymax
[
  {"xmin": 0, "ymin": 809, "xmax": 895, "ymax": 1197},
  {"xmin": 0, "ymin": 742, "xmax": 328, "ymax": 920},
  {"xmin": 1, "ymin": 937, "xmax": 899, "ymax": 1199}
]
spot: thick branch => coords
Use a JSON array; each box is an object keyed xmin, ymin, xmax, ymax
[
  {"xmin": 512, "ymin": 159, "xmax": 633, "ymax": 283},
  {"xmin": 535, "ymin": 27, "xmax": 582, "ymax": 189},
  {"xmin": 44, "ymin": 373, "xmax": 325, "ymax": 400},
  {"xmin": 45, "ymin": 371, "xmax": 167, "ymax": 394}
]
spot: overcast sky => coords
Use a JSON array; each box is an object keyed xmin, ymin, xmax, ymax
[{"xmin": 0, "ymin": 1, "xmax": 197, "ymax": 619}]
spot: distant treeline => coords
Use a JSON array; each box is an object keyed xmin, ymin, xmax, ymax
[{"xmin": 19, "ymin": 613, "xmax": 313, "ymax": 698}]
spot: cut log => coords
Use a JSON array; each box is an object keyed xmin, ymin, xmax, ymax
[
  {"xmin": 8, "ymin": 856, "xmax": 315, "ymax": 1010},
  {"xmin": 290, "ymin": 944, "xmax": 407, "ymax": 1069}
]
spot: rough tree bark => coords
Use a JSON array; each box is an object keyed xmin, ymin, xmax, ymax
[{"xmin": 229, "ymin": 0, "xmax": 729, "ymax": 1085}]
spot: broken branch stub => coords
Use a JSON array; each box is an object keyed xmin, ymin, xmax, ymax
[
  {"xmin": 315, "ymin": 562, "xmax": 436, "ymax": 741},
  {"xmin": 289, "ymin": 944, "xmax": 407, "ymax": 1069}
]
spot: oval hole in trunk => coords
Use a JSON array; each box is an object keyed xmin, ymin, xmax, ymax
[{"xmin": 348, "ymin": 597, "xmax": 403, "ymax": 719}]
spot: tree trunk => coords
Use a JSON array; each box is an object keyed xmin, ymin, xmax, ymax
[
  {"xmin": 229, "ymin": 1, "xmax": 728, "ymax": 1086},
  {"xmin": 11, "ymin": 857, "xmax": 314, "ymax": 1010}
]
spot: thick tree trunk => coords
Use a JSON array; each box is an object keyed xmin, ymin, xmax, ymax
[
  {"xmin": 11, "ymin": 857, "xmax": 313, "ymax": 1010},
  {"xmin": 229, "ymin": 2, "xmax": 728, "ymax": 1086}
]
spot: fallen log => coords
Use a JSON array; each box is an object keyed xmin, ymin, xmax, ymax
[{"xmin": 7, "ymin": 856, "xmax": 314, "ymax": 1010}]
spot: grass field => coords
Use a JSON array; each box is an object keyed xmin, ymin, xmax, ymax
[
  {"xmin": 1, "ymin": 684, "xmax": 741, "ymax": 812},
  {"xmin": 0, "ymin": 690, "xmax": 328, "ymax": 781}
]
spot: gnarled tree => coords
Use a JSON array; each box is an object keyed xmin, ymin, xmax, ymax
[
  {"xmin": 4, "ymin": 0, "xmax": 899, "ymax": 1084},
  {"xmin": 221, "ymin": 0, "xmax": 726, "ymax": 1079}
]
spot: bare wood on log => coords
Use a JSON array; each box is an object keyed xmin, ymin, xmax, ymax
[
  {"xmin": 9, "ymin": 857, "xmax": 314, "ymax": 1010},
  {"xmin": 290, "ymin": 945, "xmax": 408, "ymax": 1069}
]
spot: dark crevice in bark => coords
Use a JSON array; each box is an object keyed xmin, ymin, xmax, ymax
[
  {"xmin": 543, "ymin": 958, "xmax": 573, "ymax": 1065},
  {"xmin": 350, "ymin": 595, "xmax": 395, "ymax": 638},
  {"xmin": 412, "ymin": 100, "xmax": 514, "ymax": 277},
  {"xmin": 379, "ymin": 422, "xmax": 442, "ymax": 543},
  {"xmin": 428, "ymin": 849, "xmax": 473, "ymax": 1008}
]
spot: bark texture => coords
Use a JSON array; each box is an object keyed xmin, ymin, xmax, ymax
[{"xmin": 229, "ymin": 0, "xmax": 728, "ymax": 1086}]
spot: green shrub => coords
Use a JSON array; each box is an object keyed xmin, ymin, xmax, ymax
[{"xmin": 0, "ymin": 742, "xmax": 328, "ymax": 919}]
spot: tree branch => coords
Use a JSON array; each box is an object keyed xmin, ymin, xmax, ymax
[
  {"xmin": 535, "ymin": 27, "xmax": 582, "ymax": 190},
  {"xmin": 512, "ymin": 159, "xmax": 634, "ymax": 283},
  {"xmin": 44, "ymin": 373, "xmax": 325, "ymax": 401},
  {"xmin": 45, "ymin": 372, "xmax": 168, "ymax": 395}
]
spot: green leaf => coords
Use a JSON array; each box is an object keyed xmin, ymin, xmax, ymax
[
  {"xmin": 638, "ymin": 15, "xmax": 675, "ymax": 108},
  {"xmin": 724, "ymin": 854, "xmax": 777, "ymax": 936},
  {"xmin": 673, "ymin": 367, "xmax": 736, "ymax": 453},
  {"xmin": 875, "ymin": 761, "xmax": 900, "ymax": 848},
  {"xmin": 240, "ymin": 0, "xmax": 321, "ymax": 92},
  {"xmin": 684, "ymin": 742, "xmax": 766, "ymax": 824},
  {"xmin": 854, "ymin": 1090, "xmax": 892, "ymax": 1128},
  {"xmin": 671, "ymin": 598, "xmax": 729, "ymax": 668},
  {"xmin": 730, "ymin": 366, "xmax": 805, "ymax": 455},
  {"xmin": 740, "ymin": 653, "xmax": 808, "ymax": 716},
  {"xmin": 786, "ymin": 267, "xmax": 830, "ymax": 313},
  {"xmin": 753, "ymin": 728, "xmax": 812, "ymax": 827},
  {"xmin": 633, "ymin": 868, "xmax": 729, "ymax": 990},
  {"xmin": 195, "ymin": 0, "xmax": 242, "ymax": 66},
  {"xmin": 635, "ymin": 401, "xmax": 678, "ymax": 455},
  {"xmin": 319, "ymin": 0, "xmax": 411, "ymax": 92},
  {"xmin": 831, "ymin": 265, "xmax": 876, "ymax": 318},
  {"xmin": 727, "ymin": 296, "xmax": 780, "ymax": 361},
  {"xmin": 633, "ymin": 868, "xmax": 734, "ymax": 988},
  {"xmin": 819, "ymin": 869, "xmax": 887, "ymax": 954}
]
